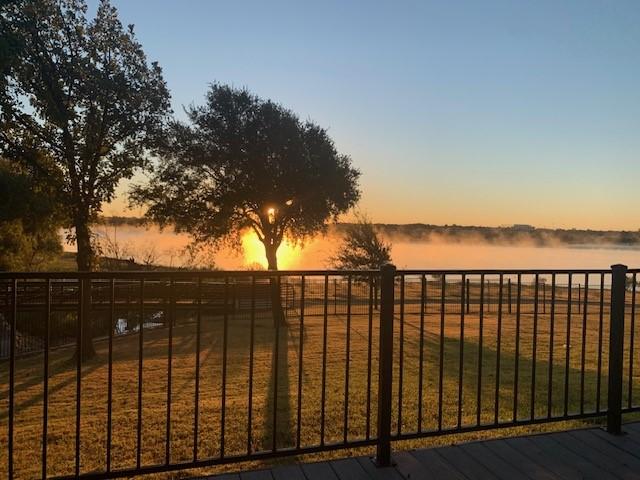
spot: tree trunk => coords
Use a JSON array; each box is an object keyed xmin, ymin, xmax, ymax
[
  {"xmin": 74, "ymin": 217, "xmax": 96, "ymax": 362},
  {"xmin": 265, "ymin": 244, "xmax": 284, "ymax": 327}
]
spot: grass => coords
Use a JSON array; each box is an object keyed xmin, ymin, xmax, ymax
[{"xmin": 1, "ymin": 277, "xmax": 639, "ymax": 479}]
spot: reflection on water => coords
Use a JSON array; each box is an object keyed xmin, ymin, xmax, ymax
[{"xmin": 65, "ymin": 225, "xmax": 640, "ymax": 270}]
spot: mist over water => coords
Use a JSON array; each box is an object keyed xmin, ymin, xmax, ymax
[{"xmin": 66, "ymin": 225, "xmax": 640, "ymax": 270}]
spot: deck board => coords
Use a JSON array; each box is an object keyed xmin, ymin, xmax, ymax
[
  {"xmin": 435, "ymin": 445, "xmax": 497, "ymax": 480},
  {"xmin": 482, "ymin": 436, "xmax": 561, "ymax": 480},
  {"xmin": 329, "ymin": 457, "xmax": 371, "ymax": 480},
  {"xmin": 271, "ymin": 464, "xmax": 306, "ymax": 480},
  {"xmin": 459, "ymin": 441, "xmax": 527, "ymax": 480},
  {"xmin": 205, "ymin": 421, "xmax": 640, "ymax": 480}
]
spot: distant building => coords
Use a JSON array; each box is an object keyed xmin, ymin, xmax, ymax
[{"xmin": 511, "ymin": 224, "xmax": 535, "ymax": 231}]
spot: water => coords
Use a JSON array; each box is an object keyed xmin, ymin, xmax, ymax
[{"xmin": 69, "ymin": 225, "xmax": 640, "ymax": 270}]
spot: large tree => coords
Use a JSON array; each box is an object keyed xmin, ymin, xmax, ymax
[
  {"xmin": 0, "ymin": 0, "xmax": 171, "ymax": 272},
  {"xmin": 132, "ymin": 84, "xmax": 361, "ymax": 271},
  {"xmin": 1, "ymin": 0, "xmax": 170, "ymax": 360}
]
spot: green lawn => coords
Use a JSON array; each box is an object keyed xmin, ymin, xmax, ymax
[{"xmin": 1, "ymin": 278, "xmax": 639, "ymax": 479}]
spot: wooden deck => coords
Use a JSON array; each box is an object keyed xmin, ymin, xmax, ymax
[{"xmin": 205, "ymin": 422, "xmax": 640, "ymax": 479}]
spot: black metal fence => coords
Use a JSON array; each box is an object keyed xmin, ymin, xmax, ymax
[{"xmin": 0, "ymin": 265, "xmax": 638, "ymax": 479}]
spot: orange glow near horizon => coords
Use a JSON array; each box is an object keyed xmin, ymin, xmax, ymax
[{"xmin": 240, "ymin": 230, "xmax": 303, "ymax": 269}]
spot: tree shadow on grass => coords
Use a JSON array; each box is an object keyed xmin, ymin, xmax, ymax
[
  {"xmin": 260, "ymin": 319, "xmax": 294, "ymax": 451},
  {"xmin": 397, "ymin": 325, "xmax": 627, "ymax": 433}
]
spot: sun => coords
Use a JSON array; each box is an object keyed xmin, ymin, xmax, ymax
[{"xmin": 240, "ymin": 230, "xmax": 302, "ymax": 269}]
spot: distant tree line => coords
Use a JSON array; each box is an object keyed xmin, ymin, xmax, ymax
[
  {"xmin": 340, "ymin": 223, "xmax": 640, "ymax": 247},
  {"xmin": 98, "ymin": 217, "xmax": 640, "ymax": 249}
]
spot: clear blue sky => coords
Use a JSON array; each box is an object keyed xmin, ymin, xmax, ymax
[{"xmin": 97, "ymin": 0, "xmax": 640, "ymax": 230}]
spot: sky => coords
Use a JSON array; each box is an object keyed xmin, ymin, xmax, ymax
[{"xmin": 95, "ymin": 0, "xmax": 640, "ymax": 231}]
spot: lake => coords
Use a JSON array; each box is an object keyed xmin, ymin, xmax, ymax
[{"xmin": 69, "ymin": 224, "xmax": 640, "ymax": 270}]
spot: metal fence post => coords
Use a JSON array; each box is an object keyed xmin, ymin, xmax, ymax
[
  {"xmin": 375, "ymin": 264, "xmax": 395, "ymax": 467},
  {"xmin": 607, "ymin": 264, "xmax": 627, "ymax": 434},
  {"xmin": 466, "ymin": 278, "xmax": 470, "ymax": 314},
  {"xmin": 578, "ymin": 283, "xmax": 582, "ymax": 314}
]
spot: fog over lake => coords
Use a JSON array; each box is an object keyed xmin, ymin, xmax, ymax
[{"xmin": 63, "ymin": 225, "xmax": 640, "ymax": 270}]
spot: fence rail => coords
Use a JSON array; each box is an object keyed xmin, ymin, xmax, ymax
[{"xmin": 0, "ymin": 265, "xmax": 638, "ymax": 479}]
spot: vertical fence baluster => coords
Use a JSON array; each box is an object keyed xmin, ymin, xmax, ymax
[
  {"xmin": 564, "ymin": 273, "xmax": 572, "ymax": 417},
  {"xmin": 438, "ymin": 274, "xmax": 446, "ymax": 430},
  {"xmin": 580, "ymin": 274, "xmax": 589, "ymax": 414},
  {"xmin": 375, "ymin": 264, "xmax": 395, "ymax": 466},
  {"xmin": 629, "ymin": 273, "xmax": 636, "ymax": 409},
  {"xmin": 106, "ymin": 278, "xmax": 114, "ymax": 474},
  {"xmin": 321, "ymin": 275, "xmax": 328, "ymax": 446},
  {"xmin": 222, "ymin": 277, "xmax": 229, "ymax": 456},
  {"xmin": 296, "ymin": 276, "xmax": 305, "ymax": 449},
  {"xmin": 608, "ymin": 264, "xmax": 627, "ymax": 434},
  {"xmin": 548, "ymin": 274, "xmax": 556, "ymax": 419},
  {"xmin": 42, "ymin": 278, "xmax": 50, "ymax": 480},
  {"xmin": 458, "ymin": 274, "xmax": 465, "ymax": 429},
  {"xmin": 75, "ymin": 278, "xmax": 83, "ymax": 477},
  {"xmin": 271, "ymin": 276, "xmax": 279, "ymax": 453},
  {"xmin": 137, "ymin": 279, "xmax": 144, "ymax": 469},
  {"xmin": 366, "ymin": 275, "xmax": 374, "ymax": 440},
  {"xmin": 513, "ymin": 274, "xmax": 521, "ymax": 422},
  {"xmin": 596, "ymin": 273, "xmax": 605, "ymax": 414},
  {"xmin": 417, "ymin": 274, "xmax": 426, "ymax": 433},
  {"xmin": 494, "ymin": 274, "xmax": 503, "ymax": 424},
  {"xmin": 247, "ymin": 276, "xmax": 255, "ymax": 454},
  {"xmin": 165, "ymin": 278, "xmax": 174, "ymax": 465},
  {"xmin": 578, "ymin": 284, "xmax": 581, "ymax": 314},
  {"xmin": 343, "ymin": 275, "xmax": 352, "ymax": 442},
  {"xmin": 466, "ymin": 278, "xmax": 470, "ymax": 314},
  {"xmin": 397, "ymin": 274, "xmax": 404, "ymax": 435},
  {"xmin": 424, "ymin": 275, "xmax": 428, "ymax": 315},
  {"xmin": 477, "ymin": 274, "xmax": 484, "ymax": 426},
  {"xmin": 8, "ymin": 279, "xmax": 16, "ymax": 480},
  {"xmin": 194, "ymin": 278, "xmax": 202, "ymax": 461},
  {"xmin": 531, "ymin": 274, "xmax": 539, "ymax": 421}
]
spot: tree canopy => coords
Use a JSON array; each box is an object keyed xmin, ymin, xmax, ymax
[
  {"xmin": 332, "ymin": 215, "xmax": 392, "ymax": 270},
  {"xmin": 0, "ymin": 0, "xmax": 171, "ymax": 271},
  {"xmin": 132, "ymin": 84, "xmax": 361, "ymax": 270}
]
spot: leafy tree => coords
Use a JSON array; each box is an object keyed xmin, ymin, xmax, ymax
[
  {"xmin": 332, "ymin": 214, "xmax": 392, "ymax": 309},
  {"xmin": 132, "ymin": 84, "xmax": 360, "ymax": 323},
  {"xmin": 0, "ymin": 0, "xmax": 171, "ymax": 272},
  {"xmin": 332, "ymin": 215, "xmax": 392, "ymax": 270},
  {"xmin": 0, "ymin": 158, "xmax": 62, "ymax": 271},
  {"xmin": 132, "ymin": 84, "xmax": 360, "ymax": 271},
  {"xmin": 0, "ymin": 0, "xmax": 171, "ymax": 359}
]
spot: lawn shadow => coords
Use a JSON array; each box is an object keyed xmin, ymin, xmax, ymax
[
  {"xmin": 260, "ymin": 318, "xmax": 295, "ymax": 451},
  {"xmin": 397, "ymin": 324, "xmax": 625, "ymax": 433}
]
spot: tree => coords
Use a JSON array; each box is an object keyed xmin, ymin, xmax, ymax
[
  {"xmin": 132, "ymin": 84, "xmax": 360, "ymax": 322},
  {"xmin": 132, "ymin": 84, "xmax": 360, "ymax": 270},
  {"xmin": 0, "ymin": 158, "xmax": 63, "ymax": 271},
  {"xmin": 0, "ymin": 0, "xmax": 171, "ymax": 272},
  {"xmin": 331, "ymin": 214, "xmax": 392, "ymax": 309},
  {"xmin": 332, "ymin": 215, "xmax": 392, "ymax": 270},
  {"xmin": 1, "ymin": 0, "xmax": 170, "ymax": 359}
]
